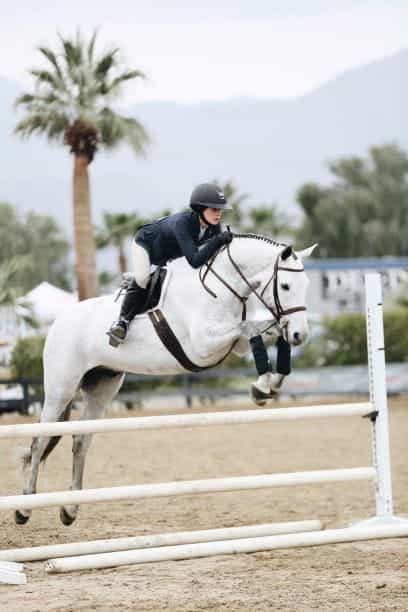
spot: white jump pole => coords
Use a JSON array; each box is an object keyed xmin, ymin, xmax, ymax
[
  {"xmin": 45, "ymin": 523, "xmax": 408, "ymax": 574},
  {"xmin": 0, "ymin": 467, "xmax": 375, "ymax": 512},
  {"xmin": 0, "ymin": 402, "xmax": 373, "ymax": 439},
  {"xmin": 360, "ymin": 274, "xmax": 408, "ymax": 528},
  {"xmin": 0, "ymin": 520, "xmax": 322, "ymax": 563},
  {"xmin": 0, "ymin": 561, "xmax": 26, "ymax": 585}
]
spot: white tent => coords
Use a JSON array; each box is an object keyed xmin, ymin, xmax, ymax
[{"xmin": 21, "ymin": 282, "xmax": 77, "ymax": 326}]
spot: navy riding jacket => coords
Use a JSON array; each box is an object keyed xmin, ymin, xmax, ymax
[{"xmin": 135, "ymin": 211, "xmax": 222, "ymax": 268}]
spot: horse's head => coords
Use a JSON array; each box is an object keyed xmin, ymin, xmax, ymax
[{"xmin": 259, "ymin": 243, "xmax": 317, "ymax": 347}]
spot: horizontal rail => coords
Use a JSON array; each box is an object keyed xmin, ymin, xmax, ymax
[
  {"xmin": 0, "ymin": 402, "xmax": 373, "ymax": 439},
  {"xmin": 45, "ymin": 524, "xmax": 408, "ymax": 573},
  {"xmin": 0, "ymin": 467, "xmax": 375, "ymax": 511},
  {"xmin": 0, "ymin": 520, "xmax": 322, "ymax": 562},
  {"xmin": 0, "ymin": 561, "xmax": 26, "ymax": 585}
]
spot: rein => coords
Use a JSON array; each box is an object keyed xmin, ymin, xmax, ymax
[
  {"xmin": 199, "ymin": 242, "xmax": 306, "ymax": 326},
  {"xmin": 199, "ymin": 246, "xmax": 249, "ymax": 321}
]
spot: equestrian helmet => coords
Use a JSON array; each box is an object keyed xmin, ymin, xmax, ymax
[{"xmin": 189, "ymin": 183, "xmax": 230, "ymax": 211}]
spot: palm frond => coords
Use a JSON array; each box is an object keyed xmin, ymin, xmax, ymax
[
  {"xmin": 29, "ymin": 69, "xmax": 61, "ymax": 89},
  {"xmin": 103, "ymin": 70, "xmax": 146, "ymax": 95},
  {"xmin": 97, "ymin": 108, "xmax": 149, "ymax": 153},
  {"xmin": 59, "ymin": 35, "xmax": 82, "ymax": 68},
  {"xmin": 46, "ymin": 113, "xmax": 70, "ymax": 138},
  {"xmin": 38, "ymin": 46, "xmax": 64, "ymax": 80},
  {"xmin": 96, "ymin": 211, "xmax": 141, "ymax": 249},
  {"xmin": 14, "ymin": 93, "xmax": 37, "ymax": 107},
  {"xmin": 15, "ymin": 92, "xmax": 68, "ymax": 114},
  {"xmin": 15, "ymin": 111, "xmax": 69, "ymax": 140},
  {"xmin": 120, "ymin": 116, "xmax": 150, "ymax": 154},
  {"xmin": 94, "ymin": 50, "xmax": 119, "ymax": 80},
  {"xmin": 87, "ymin": 28, "xmax": 99, "ymax": 62}
]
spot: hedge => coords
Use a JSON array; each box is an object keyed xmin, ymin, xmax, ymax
[{"xmin": 295, "ymin": 309, "xmax": 408, "ymax": 367}]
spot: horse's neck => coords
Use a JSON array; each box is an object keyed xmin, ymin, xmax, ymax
[
  {"xmin": 163, "ymin": 239, "xmax": 280, "ymax": 324},
  {"xmin": 215, "ymin": 238, "xmax": 280, "ymax": 285}
]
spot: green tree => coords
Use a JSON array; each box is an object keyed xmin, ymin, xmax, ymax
[
  {"xmin": 14, "ymin": 30, "xmax": 149, "ymax": 300},
  {"xmin": 0, "ymin": 257, "xmax": 30, "ymax": 305},
  {"xmin": 295, "ymin": 144, "xmax": 408, "ymax": 257},
  {"xmin": 0, "ymin": 258, "xmax": 39, "ymax": 329},
  {"xmin": 295, "ymin": 308, "xmax": 408, "ymax": 367},
  {"xmin": 0, "ymin": 202, "xmax": 71, "ymax": 291}
]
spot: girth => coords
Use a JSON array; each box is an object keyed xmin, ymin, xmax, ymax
[{"xmin": 148, "ymin": 309, "xmax": 238, "ymax": 372}]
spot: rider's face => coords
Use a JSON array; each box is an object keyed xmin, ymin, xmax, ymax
[{"xmin": 202, "ymin": 207, "xmax": 223, "ymax": 225}]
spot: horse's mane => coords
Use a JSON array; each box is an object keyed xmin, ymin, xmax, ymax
[{"xmin": 232, "ymin": 232, "xmax": 287, "ymax": 248}]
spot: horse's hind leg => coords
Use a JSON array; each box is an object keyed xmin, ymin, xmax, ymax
[
  {"xmin": 60, "ymin": 369, "xmax": 125, "ymax": 525},
  {"xmin": 15, "ymin": 396, "xmax": 73, "ymax": 525}
]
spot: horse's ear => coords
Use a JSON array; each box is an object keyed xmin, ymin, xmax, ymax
[
  {"xmin": 281, "ymin": 245, "xmax": 293, "ymax": 261},
  {"xmin": 296, "ymin": 243, "xmax": 318, "ymax": 259}
]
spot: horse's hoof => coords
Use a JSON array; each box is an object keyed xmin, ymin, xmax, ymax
[
  {"xmin": 60, "ymin": 507, "xmax": 76, "ymax": 526},
  {"xmin": 250, "ymin": 384, "xmax": 277, "ymax": 406},
  {"xmin": 15, "ymin": 510, "xmax": 30, "ymax": 525}
]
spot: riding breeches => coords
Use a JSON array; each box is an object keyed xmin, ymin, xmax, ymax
[{"xmin": 131, "ymin": 242, "xmax": 151, "ymax": 289}]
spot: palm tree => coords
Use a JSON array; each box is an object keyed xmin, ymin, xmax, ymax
[
  {"xmin": 95, "ymin": 212, "xmax": 144, "ymax": 275},
  {"xmin": 14, "ymin": 30, "xmax": 149, "ymax": 300},
  {"xmin": 245, "ymin": 206, "xmax": 294, "ymax": 238}
]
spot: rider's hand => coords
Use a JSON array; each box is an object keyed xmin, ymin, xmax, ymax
[{"xmin": 217, "ymin": 229, "xmax": 233, "ymax": 245}]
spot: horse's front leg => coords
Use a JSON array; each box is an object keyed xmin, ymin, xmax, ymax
[{"xmin": 238, "ymin": 320, "xmax": 286, "ymax": 406}]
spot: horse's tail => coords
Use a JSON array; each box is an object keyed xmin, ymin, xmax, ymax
[{"xmin": 35, "ymin": 402, "xmax": 73, "ymax": 465}]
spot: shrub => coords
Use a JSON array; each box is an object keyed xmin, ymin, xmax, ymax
[
  {"xmin": 294, "ymin": 309, "xmax": 408, "ymax": 367},
  {"xmin": 10, "ymin": 335, "xmax": 45, "ymax": 379}
]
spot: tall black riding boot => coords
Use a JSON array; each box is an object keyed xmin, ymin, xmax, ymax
[{"xmin": 107, "ymin": 279, "xmax": 148, "ymax": 347}]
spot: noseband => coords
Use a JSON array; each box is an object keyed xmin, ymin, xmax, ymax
[{"xmin": 199, "ymin": 244, "xmax": 306, "ymax": 325}]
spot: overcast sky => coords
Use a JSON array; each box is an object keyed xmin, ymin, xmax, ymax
[{"xmin": 1, "ymin": 1, "xmax": 407, "ymax": 103}]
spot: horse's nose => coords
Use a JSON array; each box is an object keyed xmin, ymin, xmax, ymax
[{"xmin": 293, "ymin": 332, "xmax": 302, "ymax": 346}]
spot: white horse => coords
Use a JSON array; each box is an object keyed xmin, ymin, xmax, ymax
[{"xmin": 16, "ymin": 235, "xmax": 317, "ymax": 526}]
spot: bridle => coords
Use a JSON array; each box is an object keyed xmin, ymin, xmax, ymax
[{"xmin": 199, "ymin": 243, "xmax": 306, "ymax": 330}]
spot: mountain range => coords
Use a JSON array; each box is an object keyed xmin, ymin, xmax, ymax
[{"xmin": 1, "ymin": 49, "xmax": 407, "ymax": 238}]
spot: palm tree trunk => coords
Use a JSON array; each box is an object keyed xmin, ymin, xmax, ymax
[
  {"xmin": 72, "ymin": 154, "xmax": 98, "ymax": 300},
  {"xmin": 118, "ymin": 239, "xmax": 127, "ymax": 275}
]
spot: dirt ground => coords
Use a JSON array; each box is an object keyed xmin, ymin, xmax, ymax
[{"xmin": 1, "ymin": 396, "xmax": 407, "ymax": 612}]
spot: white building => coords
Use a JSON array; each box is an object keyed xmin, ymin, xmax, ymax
[{"xmin": 305, "ymin": 257, "xmax": 408, "ymax": 316}]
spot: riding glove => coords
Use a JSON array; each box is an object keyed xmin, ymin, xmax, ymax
[{"xmin": 217, "ymin": 230, "xmax": 233, "ymax": 245}]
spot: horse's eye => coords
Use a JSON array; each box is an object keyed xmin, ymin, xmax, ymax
[{"xmin": 280, "ymin": 283, "xmax": 290, "ymax": 291}]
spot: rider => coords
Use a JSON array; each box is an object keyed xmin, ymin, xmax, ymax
[
  {"xmin": 107, "ymin": 182, "xmax": 233, "ymax": 346},
  {"xmin": 107, "ymin": 181, "xmax": 291, "ymax": 397}
]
